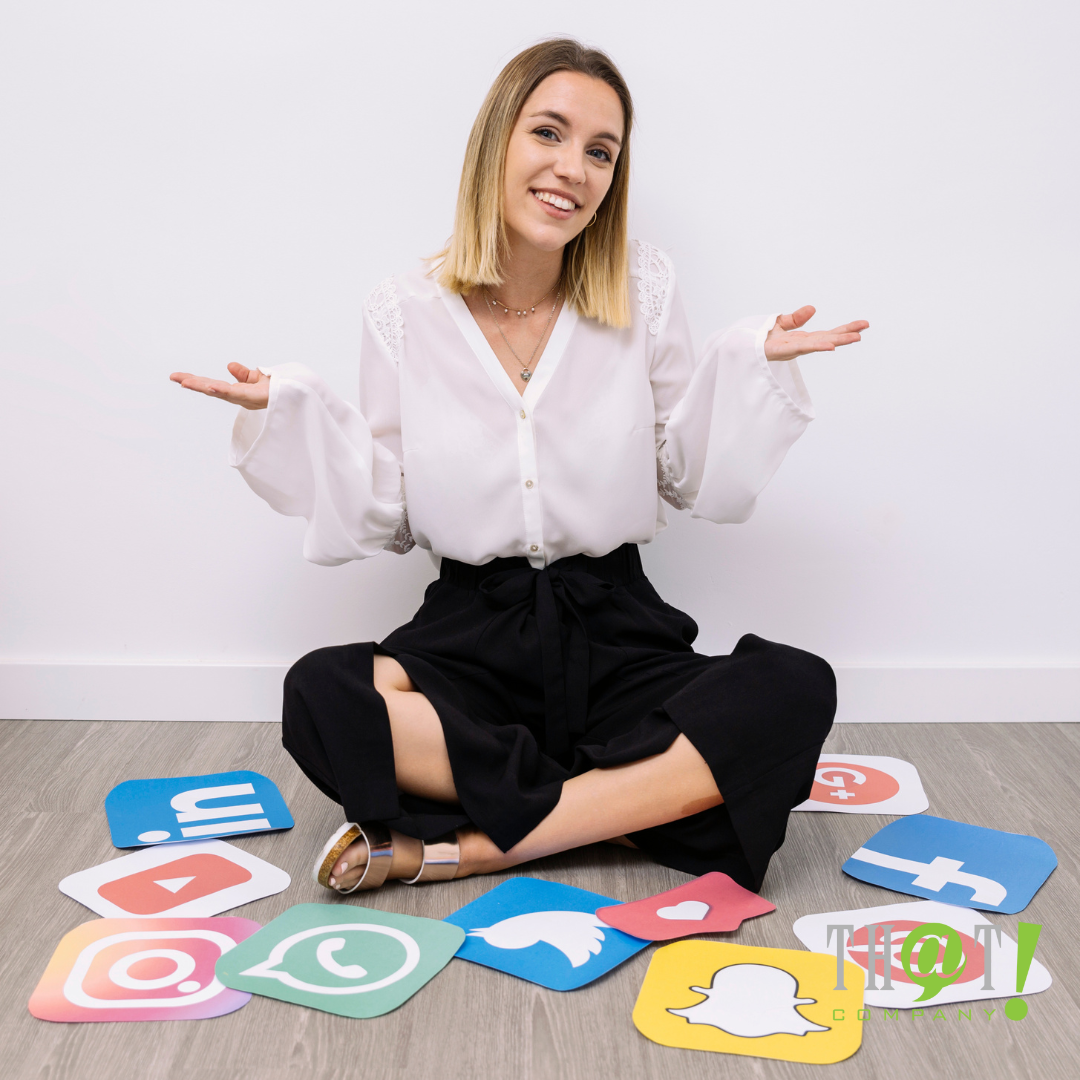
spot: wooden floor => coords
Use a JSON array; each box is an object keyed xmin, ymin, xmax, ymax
[{"xmin": 0, "ymin": 719, "xmax": 1076, "ymax": 1080}]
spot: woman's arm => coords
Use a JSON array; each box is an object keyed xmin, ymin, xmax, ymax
[
  {"xmin": 169, "ymin": 284, "xmax": 410, "ymax": 564},
  {"xmin": 645, "ymin": 251, "xmax": 866, "ymax": 523}
]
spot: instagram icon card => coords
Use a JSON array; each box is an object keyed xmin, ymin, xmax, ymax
[{"xmin": 29, "ymin": 917, "xmax": 260, "ymax": 1022}]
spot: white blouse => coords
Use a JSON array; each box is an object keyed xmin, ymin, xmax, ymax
[{"xmin": 231, "ymin": 241, "xmax": 814, "ymax": 569}]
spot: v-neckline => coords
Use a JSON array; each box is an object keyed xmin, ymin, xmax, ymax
[{"xmin": 441, "ymin": 287, "xmax": 578, "ymax": 411}]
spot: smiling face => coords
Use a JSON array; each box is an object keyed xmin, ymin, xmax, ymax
[{"xmin": 502, "ymin": 71, "xmax": 624, "ymax": 256}]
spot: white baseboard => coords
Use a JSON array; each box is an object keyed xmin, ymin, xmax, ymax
[{"xmin": 0, "ymin": 662, "xmax": 1077, "ymax": 724}]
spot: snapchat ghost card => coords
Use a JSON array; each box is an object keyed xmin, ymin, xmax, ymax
[
  {"xmin": 633, "ymin": 941, "xmax": 864, "ymax": 1064},
  {"xmin": 444, "ymin": 878, "xmax": 650, "ymax": 990}
]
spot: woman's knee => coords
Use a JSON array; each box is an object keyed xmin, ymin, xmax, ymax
[
  {"xmin": 778, "ymin": 645, "xmax": 836, "ymax": 739},
  {"xmin": 282, "ymin": 643, "xmax": 380, "ymax": 744},
  {"xmin": 285, "ymin": 646, "xmax": 345, "ymax": 701},
  {"xmin": 735, "ymin": 634, "xmax": 836, "ymax": 737}
]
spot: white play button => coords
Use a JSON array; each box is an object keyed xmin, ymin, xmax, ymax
[{"xmin": 153, "ymin": 876, "xmax": 196, "ymax": 894}]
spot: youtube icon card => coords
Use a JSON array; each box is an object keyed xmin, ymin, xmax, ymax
[{"xmin": 60, "ymin": 839, "xmax": 290, "ymax": 919}]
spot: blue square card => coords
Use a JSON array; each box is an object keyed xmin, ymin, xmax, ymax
[
  {"xmin": 105, "ymin": 770, "xmax": 294, "ymax": 847},
  {"xmin": 444, "ymin": 877, "xmax": 650, "ymax": 991},
  {"xmin": 843, "ymin": 814, "xmax": 1056, "ymax": 914}
]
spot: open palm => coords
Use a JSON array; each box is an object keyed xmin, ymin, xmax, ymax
[
  {"xmin": 169, "ymin": 362, "xmax": 270, "ymax": 409},
  {"xmin": 764, "ymin": 306, "xmax": 868, "ymax": 362}
]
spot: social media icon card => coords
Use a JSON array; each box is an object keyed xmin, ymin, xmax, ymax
[
  {"xmin": 444, "ymin": 877, "xmax": 650, "ymax": 991},
  {"xmin": 215, "ymin": 903, "xmax": 465, "ymax": 1018},
  {"xmin": 792, "ymin": 900, "xmax": 1052, "ymax": 1009},
  {"xmin": 792, "ymin": 754, "xmax": 929, "ymax": 815},
  {"xmin": 633, "ymin": 941, "xmax": 863, "ymax": 1064},
  {"xmin": 842, "ymin": 815, "xmax": 1057, "ymax": 914},
  {"xmin": 596, "ymin": 872, "xmax": 775, "ymax": 942},
  {"xmin": 59, "ymin": 839, "xmax": 290, "ymax": 918},
  {"xmin": 105, "ymin": 770, "xmax": 293, "ymax": 847},
  {"xmin": 29, "ymin": 917, "xmax": 259, "ymax": 1022}
]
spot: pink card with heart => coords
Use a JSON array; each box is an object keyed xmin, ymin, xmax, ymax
[{"xmin": 595, "ymin": 872, "xmax": 775, "ymax": 941}]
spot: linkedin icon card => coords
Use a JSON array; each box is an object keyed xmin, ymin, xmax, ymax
[
  {"xmin": 842, "ymin": 815, "xmax": 1057, "ymax": 914},
  {"xmin": 215, "ymin": 904, "xmax": 465, "ymax": 1019},
  {"xmin": 60, "ymin": 839, "xmax": 290, "ymax": 918},
  {"xmin": 792, "ymin": 754, "xmax": 929, "ymax": 815},
  {"xmin": 29, "ymin": 917, "xmax": 259, "ymax": 1023},
  {"xmin": 105, "ymin": 770, "xmax": 293, "ymax": 847}
]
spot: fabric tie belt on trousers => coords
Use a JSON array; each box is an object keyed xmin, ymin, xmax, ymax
[{"xmin": 476, "ymin": 564, "xmax": 616, "ymax": 763}]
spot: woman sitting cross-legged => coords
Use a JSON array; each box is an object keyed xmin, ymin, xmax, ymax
[{"xmin": 171, "ymin": 38, "xmax": 866, "ymax": 894}]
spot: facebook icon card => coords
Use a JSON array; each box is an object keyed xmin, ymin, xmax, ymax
[
  {"xmin": 106, "ymin": 771, "xmax": 294, "ymax": 848},
  {"xmin": 842, "ymin": 815, "xmax": 1056, "ymax": 915},
  {"xmin": 444, "ymin": 877, "xmax": 650, "ymax": 991}
]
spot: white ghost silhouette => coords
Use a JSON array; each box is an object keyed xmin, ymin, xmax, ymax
[
  {"xmin": 468, "ymin": 910, "xmax": 609, "ymax": 967},
  {"xmin": 668, "ymin": 964, "xmax": 830, "ymax": 1038}
]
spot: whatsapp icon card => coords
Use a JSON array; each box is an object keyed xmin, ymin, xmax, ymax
[{"xmin": 215, "ymin": 903, "xmax": 465, "ymax": 1018}]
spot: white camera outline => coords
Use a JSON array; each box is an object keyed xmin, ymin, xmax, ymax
[{"xmin": 63, "ymin": 929, "xmax": 239, "ymax": 1009}]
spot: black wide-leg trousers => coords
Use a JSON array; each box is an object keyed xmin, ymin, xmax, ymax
[{"xmin": 282, "ymin": 543, "xmax": 835, "ymax": 891}]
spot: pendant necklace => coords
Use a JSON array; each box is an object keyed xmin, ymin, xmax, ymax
[{"xmin": 483, "ymin": 284, "xmax": 561, "ymax": 383}]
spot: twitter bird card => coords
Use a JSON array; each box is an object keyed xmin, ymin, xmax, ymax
[{"xmin": 444, "ymin": 878, "xmax": 651, "ymax": 990}]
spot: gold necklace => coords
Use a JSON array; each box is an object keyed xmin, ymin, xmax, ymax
[
  {"xmin": 483, "ymin": 287, "xmax": 561, "ymax": 382},
  {"xmin": 484, "ymin": 280, "xmax": 558, "ymax": 317}
]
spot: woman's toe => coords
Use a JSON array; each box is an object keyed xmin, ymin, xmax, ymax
[{"xmin": 329, "ymin": 839, "xmax": 369, "ymax": 889}]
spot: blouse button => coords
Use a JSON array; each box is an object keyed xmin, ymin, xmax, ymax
[
  {"xmin": 519, "ymin": 410, "xmax": 526, "ymax": 419},
  {"xmin": 525, "ymin": 480, "xmax": 534, "ymax": 488},
  {"xmin": 530, "ymin": 544, "xmax": 539, "ymax": 552}
]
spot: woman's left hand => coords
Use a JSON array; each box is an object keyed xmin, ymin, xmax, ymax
[{"xmin": 764, "ymin": 306, "xmax": 868, "ymax": 362}]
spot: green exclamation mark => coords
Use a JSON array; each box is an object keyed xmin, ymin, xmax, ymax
[{"xmin": 1004, "ymin": 922, "xmax": 1042, "ymax": 1021}]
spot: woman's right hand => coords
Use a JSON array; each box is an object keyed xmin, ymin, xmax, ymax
[{"xmin": 169, "ymin": 362, "xmax": 270, "ymax": 410}]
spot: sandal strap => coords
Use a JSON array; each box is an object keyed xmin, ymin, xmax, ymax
[
  {"xmin": 318, "ymin": 821, "xmax": 394, "ymax": 893},
  {"xmin": 403, "ymin": 830, "xmax": 460, "ymax": 885}
]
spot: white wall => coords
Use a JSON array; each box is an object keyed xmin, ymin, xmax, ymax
[{"xmin": 1, "ymin": 1, "xmax": 1077, "ymax": 722}]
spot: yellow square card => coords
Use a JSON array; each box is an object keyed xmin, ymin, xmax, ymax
[{"xmin": 633, "ymin": 940, "xmax": 864, "ymax": 1064}]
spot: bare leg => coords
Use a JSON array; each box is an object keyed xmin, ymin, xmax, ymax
[
  {"xmin": 326, "ymin": 656, "xmax": 722, "ymax": 889},
  {"xmin": 459, "ymin": 732, "xmax": 722, "ymax": 874}
]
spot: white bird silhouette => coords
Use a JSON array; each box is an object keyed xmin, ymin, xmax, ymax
[{"xmin": 468, "ymin": 910, "xmax": 609, "ymax": 967}]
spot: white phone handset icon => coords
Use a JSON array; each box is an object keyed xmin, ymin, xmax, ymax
[{"xmin": 316, "ymin": 937, "xmax": 368, "ymax": 980}]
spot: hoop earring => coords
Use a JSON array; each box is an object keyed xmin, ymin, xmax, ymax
[{"xmin": 586, "ymin": 211, "xmax": 598, "ymax": 228}]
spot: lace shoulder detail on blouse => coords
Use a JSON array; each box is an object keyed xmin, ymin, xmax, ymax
[
  {"xmin": 656, "ymin": 440, "xmax": 692, "ymax": 510},
  {"xmin": 365, "ymin": 277, "xmax": 404, "ymax": 362},
  {"xmin": 636, "ymin": 240, "xmax": 674, "ymax": 336},
  {"xmin": 385, "ymin": 475, "xmax": 415, "ymax": 554}
]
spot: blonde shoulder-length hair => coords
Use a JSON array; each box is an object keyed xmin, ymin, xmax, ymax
[{"xmin": 435, "ymin": 39, "xmax": 634, "ymax": 329}]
